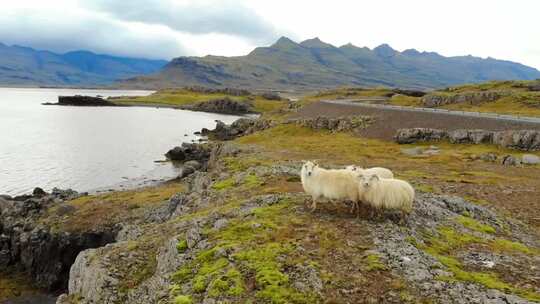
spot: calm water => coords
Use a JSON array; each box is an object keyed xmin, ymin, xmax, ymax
[{"xmin": 0, "ymin": 88, "xmax": 240, "ymax": 196}]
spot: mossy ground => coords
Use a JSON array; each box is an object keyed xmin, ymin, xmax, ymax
[
  {"xmin": 112, "ymin": 89, "xmax": 287, "ymax": 115},
  {"xmin": 6, "ymin": 84, "xmax": 540, "ymax": 302},
  {"xmin": 412, "ymin": 225, "xmax": 540, "ymax": 302},
  {"xmin": 0, "ymin": 271, "xmax": 40, "ymax": 301},
  {"xmin": 237, "ymin": 124, "xmax": 540, "ymax": 229},
  {"xmin": 40, "ymin": 181, "xmax": 183, "ymax": 232}
]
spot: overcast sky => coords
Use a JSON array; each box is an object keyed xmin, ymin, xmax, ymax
[{"xmin": 1, "ymin": 0, "xmax": 539, "ymax": 69}]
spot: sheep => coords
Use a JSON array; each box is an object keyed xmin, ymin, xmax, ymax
[
  {"xmin": 301, "ymin": 161, "xmax": 359, "ymax": 211},
  {"xmin": 345, "ymin": 165, "xmax": 394, "ymax": 179},
  {"xmin": 356, "ymin": 173, "xmax": 415, "ymax": 215}
]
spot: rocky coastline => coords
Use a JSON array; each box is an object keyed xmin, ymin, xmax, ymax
[{"xmin": 2, "ymin": 112, "xmax": 539, "ymax": 303}]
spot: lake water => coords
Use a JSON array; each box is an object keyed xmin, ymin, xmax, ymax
[{"xmin": 0, "ymin": 88, "xmax": 240, "ymax": 196}]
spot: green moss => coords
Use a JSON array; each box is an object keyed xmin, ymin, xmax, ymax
[
  {"xmin": 243, "ymin": 173, "xmax": 263, "ymax": 188},
  {"xmin": 490, "ymin": 239, "xmax": 536, "ymax": 255},
  {"xmin": 456, "ymin": 216, "xmax": 496, "ymax": 234},
  {"xmin": 207, "ymin": 268, "xmax": 245, "ymax": 297},
  {"xmin": 172, "ymin": 266, "xmax": 192, "ymax": 282},
  {"xmin": 418, "ymin": 226, "xmax": 540, "ymax": 301},
  {"xmin": 170, "ymin": 198, "xmax": 316, "ymax": 302},
  {"xmin": 364, "ymin": 254, "xmax": 387, "ymax": 271},
  {"xmin": 176, "ymin": 239, "xmax": 188, "ymax": 253},
  {"xmin": 212, "ymin": 177, "xmax": 236, "ymax": 190},
  {"xmin": 173, "ymin": 295, "xmax": 193, "ymax": 304}
]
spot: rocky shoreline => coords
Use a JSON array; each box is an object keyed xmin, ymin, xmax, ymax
[{"xmin": 2, "ymin": 114, "xmax": 539, "ymax": 303}]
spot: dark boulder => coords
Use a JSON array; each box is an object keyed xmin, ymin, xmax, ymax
[
  {"xmin": 392, "ymin": 89, "xmax": 426, "ymax": 97},
  {"xmin": 43, "ymin": 95, "xmax": 117, "ymax": 106},
  {"xmin": 165, "ymin": 146, "xmax": 186, "ymax": 161},
  {"xmin": 165, "ymin": 143, "xmax": 211, "ymax": 164},
  {"xmin": 183, "ymin": 97, "xmax": 254, "ymax": 114}
]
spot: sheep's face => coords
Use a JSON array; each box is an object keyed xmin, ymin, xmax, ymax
[
  {"xmin": 358, "ymin": 174, "xmax": 379, "ymax": 188},
  {"xmin": 302, "ymin": 161, "xmax": 318, "ymax": 177},
  {"xmin": 346, "ymin": 165, "xmax": 357, "ymax": 171}
]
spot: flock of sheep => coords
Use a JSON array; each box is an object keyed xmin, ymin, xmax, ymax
[{"xmin": 300, "ymin": 161, "xmax": 415, "ymax": 216}]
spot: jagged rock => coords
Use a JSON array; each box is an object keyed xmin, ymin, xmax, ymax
[
  {"xmin": 501, "ymin": 155, "xmax": 521, "ymax": 166},
  {"xmin": 183, "ymin": 97, "xmax": 254, "ymax": 114},
  {"xmin": 51, "ymin": 188, "xmax": 85, "ymax": 201},
  {"xmin": 395, "ymin": 128, "xmax": 448, "ymax": 144},
  {"xmin": 165, "ymin": 142, "xmax": 211, "ymax": 163},
  {"xmin": 68, "ymin": 247, "xmax": 120, "ymax": 303},
  {"xmin": 184, "ymin": 160, "xmax": 202, "ymax": 170},
  {"xmin": 422, "ymin": 91, "xmax": 506, "ymax": 107},
  {"xmin": 0, "ymin": 189, "xmax": 114, "ymax": 292},
  {"xmin": 396, "ymin": 128, "xmax": 540, "ymax": 151},
  {"xmin": 186, "ymin": 227, "xmax": 202, "ymax": 249},
  {"xmin": 289, "ymin": 116, "xmax": 373, "ymax": 133},
  {"xmin": 178, "ymin": 166, "xmax": 195, "ymax": 179},
  {"xmin": 521, "ymin": 154, "xmax": 540, "ymax": 165},
  {"xmin": 492, "ymin": 130, "xmax": 540, "ymax": 151},
  {"xmin": 164, "ymin": 146, "xmax": 185, "ymax": 161},
  {"xmin": 202, "ymin": 118, "xmax": 273, "ymax": 140},
  {"xmin": 32, "ymin": 187, "xmax": 47, "ymax": 197}
]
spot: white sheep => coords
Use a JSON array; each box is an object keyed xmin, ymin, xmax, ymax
[
  {"xmin": 301, "ymin": 161, "xmax": 359, "ymax": 211},
  {"xmin": 356, "ymin": 173, "xmax": 414, "ymax": 214},
  {"xmin": 345, "ymin": 165, "xmax": 394, "ymax": 179}
]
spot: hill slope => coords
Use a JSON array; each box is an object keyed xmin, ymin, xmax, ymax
[
  {"xmin": 119, "ymin": 37, "xmax": 540, "ymax": 90},
  {"xmin": 0, "ymin": 43, "xmax": 167, "ymax": 87}
]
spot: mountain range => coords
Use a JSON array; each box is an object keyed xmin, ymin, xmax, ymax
[
  {"xmin": 119, "ymin": 37, "xmax": 540, "ymax": 90},
  {"xmin": 0, "ymin": 43, "xmax": 167, "ymax": 87},
  {"xmin": 1, "ymin": 38, "xmax": 540, "ymax": 89}
]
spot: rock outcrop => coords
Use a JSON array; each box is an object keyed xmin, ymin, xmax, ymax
[
  {"xmin": 43, "ymin": 95, "xmax": 117, "ymax": 106},
  {"xmin": 0, "ymin": 189, "xmax": 114, "ymax": 291},
  {"xmin": 165, "ymin": 143, "xmax": 212, "ymax": 163},
  {"xmin": 392, "ymin": 88, "xmax": 426, "ymax": 97},
  {"xmin": 421, "ymin": 91, "xmax": 506, "ymax": 107},
  {"xmin": 201, "ymin": 118, "xmax": 273, "ymax": 140},
  {"xmin": 394, "ymin": 128, "xmax": 448, "ymax": 144},
  {"xmin": 288, "ymin": 115, "xmax": 374, "ymax": 133},
  {"xmin": 182, "ymin": 97, "xmax": 254, "ymax": 114},
  {"xmin": 395, "ymin": 128, "xmax": 540, "ymax": 151}
]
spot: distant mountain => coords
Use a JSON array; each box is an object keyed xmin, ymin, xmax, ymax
[
  {"xmin": 0, "ymin": 43, "xmax": 167, "ymax": 87},
  {"xmin": 119, "ymin": 37, "xmax": 540, "ymax": 90}
]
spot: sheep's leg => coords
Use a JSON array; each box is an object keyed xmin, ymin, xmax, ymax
[
  {"xmin": 310, "ymin": 196, "xmax": 318, "ymax": 212},
  {"xmin": 349, "ymin": 200, "xmax": 356, "ymax": 214}
]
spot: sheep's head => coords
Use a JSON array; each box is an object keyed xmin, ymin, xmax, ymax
[
  {"xmin": 345, "ymin": 165, "xmax": 357, "ymax": 171},
  {"xmin": 357, "ymin": 173, "xmax": 379, "ymax": 188},
  {"xmin": 302, "ymin": 160, "xmax": 318, "ymax": 177}
]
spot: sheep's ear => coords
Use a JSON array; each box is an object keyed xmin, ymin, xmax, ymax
[{"xmin": 370, "ymin": 174, "xmax": 380, "ymax": 181}]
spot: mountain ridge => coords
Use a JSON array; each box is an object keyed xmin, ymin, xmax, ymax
[
  {"xmin": 0, "ymin": 43, "xmax": 168, "ymax": 87},
  {"xmin": 120, "ymin": 36, "xmax": 540, "ymax": 90}
]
